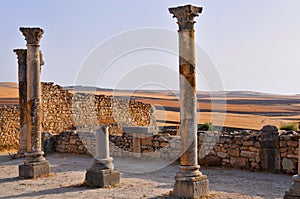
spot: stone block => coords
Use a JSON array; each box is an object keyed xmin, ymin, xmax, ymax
[
  {"xmin": 199, "ymin": 156, "xmax": 222, "ymax": 166},
  {"xmin": 287, "ymin": 141, "xmax": 299, "ymax": 148},
  {"xmin": 240, "ymin": 151, "xmax": 256, "ymax": 159},
  {"xmin": 173, "ymin": 176, "xmax": 209, "ymax": 198},
  {"xmin": 230, "ymin": 157, "xmax": 248, "ymax": 168},
  {"xmin": 19, "ymin": 161, "xmax": 50, "ymax": 179},
  {"xmin": 228, "ymin": 149, "xmax": 240, "ymax": 157},
  {"xmin": 85, "ymin": 169, "xmax": 120, "ymax": 188},
  {"xmin": 217, "ymin": 152, "xmax": 228, "ymax": 159},
  {"xmin": 260, "ymin": 148, "xmax": 281, "ymax": 171},
  {"xmin": 282, "ymin": 158, "xmax": 294, "ymax": 173},
  {"xmin": 243, "ymin": 140, "xmax": 254, "ymax": 146}
]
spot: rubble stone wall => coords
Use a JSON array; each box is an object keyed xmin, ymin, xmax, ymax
[
  {"xmin": 0, "ymin": 82, "xmax": 154, "ymax": 151},
  {"xmin": 0, "ymin": 105, "xmax": 20, "ymax": 151},
  {"xmin": 45, "ymin": 129, "xmax": 300, "ymax": 174}
]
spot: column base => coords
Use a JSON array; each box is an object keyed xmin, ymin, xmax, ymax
[
  {"xmin": 173, "ymin": 165, "xmax": 209, "ymax": 198},
  {"xmin": 85, "ymin": 169, "xmax": 120, "ymax": 188},
  {"xmin": 284, "ymin": 175, "xmax": 300, "ymax": 199},
  {"xmin": 19, "ymin": 160, "xmax": 50, "ymax": 179}
]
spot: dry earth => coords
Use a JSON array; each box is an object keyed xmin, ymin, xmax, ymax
[{"xmin": 0, "ymin": 152, "xmax": 293, "ymax": 199}]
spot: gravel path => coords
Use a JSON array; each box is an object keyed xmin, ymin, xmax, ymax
[{"xmin": 0, "ymin": 153, "xmax": 292, "ymax": 199}]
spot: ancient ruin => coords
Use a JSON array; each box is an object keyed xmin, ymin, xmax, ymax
[
  {"xmin": 0, "ymin": 3, "xmax": 299, "ymax": 198},
  {"xmin": 85, "ymin": 126, "xmax": 120, "ymax": 187},
  {"xmin": 169, "ymin": 4, "xmax": 209, "ymax": 198},
  {"xmin": 18, "ymin": 27, "xmax": 50, "ymax": 178}
]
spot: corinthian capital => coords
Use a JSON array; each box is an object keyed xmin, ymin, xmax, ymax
[
  {"xmin": 169, "ymin": 5, "xmax": 202, "ymax": 31},
  {"xmin": 19, "ymin": 27, "xmax": 44, "ymax": 45},
  {"xmin": 13, "ymin": 49, "xmax": 27, "ymax": 66}
]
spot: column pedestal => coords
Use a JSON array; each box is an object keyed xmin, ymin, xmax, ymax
[
  {"xmin": 173, "ymin": 165, "xmax": 209, "ymax": 198},
  {"xmin": 284, "ymin": 175, "xmax": 300, "ymax": 199},
  {"xmin": 86, "ymin": 167, "xmax": 120, "ymax": 188}
]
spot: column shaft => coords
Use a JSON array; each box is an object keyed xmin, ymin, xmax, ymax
[
  {"xmin": 13, "ymin": 49, "xmax": 27, "ymax": 153},
  {"xmin": 26, "ymin": 44, "xmax": 42, "ymax": 153},
  {"xmin": 179, "ymin": 29, "xmax": 197, "ymax": 167}
]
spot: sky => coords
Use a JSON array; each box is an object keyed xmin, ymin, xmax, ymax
[{"xmin": 1, "ymin": 0, "xmax": 300, "ymax": 94}]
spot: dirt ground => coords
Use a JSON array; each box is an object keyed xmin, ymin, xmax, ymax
[{"xmin": 0, "ymin": 152, "xmax": 293, "ymax": 199}]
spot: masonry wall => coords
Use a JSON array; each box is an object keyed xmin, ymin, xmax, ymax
[
  {"xmin": 41, "ymin": 82, "xmax": 153, "ymax": 135},
  {"xmin": 45, "ymin": 129, "xmax": 300, "ymax": 174},
  {"xmin": 0, "ymin": 82, "xmax": 154, "ymax": 151},
  {"xmin": 0, "ymin": 105, "xmax": 20, "ymax": 151}
]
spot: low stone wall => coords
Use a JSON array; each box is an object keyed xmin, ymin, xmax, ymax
[
  {"xmin": 0, "ymin": 105, "xmax": 20, "ymax": 151},
  {"xmin": 199, "ymin": 131, "xmax": 261, "ymax": 170},
  {"xmin": 43, "ymin": 128, "xmax": 300, "ymax": 174}
]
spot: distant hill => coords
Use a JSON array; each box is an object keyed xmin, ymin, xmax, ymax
[
  {"xmin": 1, "ymin": 82, "xmax": 299, "ymax": 130},
  {"xmin": 0, "ymin": 82, "xmax": 18, "ymax": 98}
]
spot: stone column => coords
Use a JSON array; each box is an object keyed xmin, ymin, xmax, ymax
[
  {"xmin": 284, "ymin": 139, "xmax": 300, "ymax": 198},
  {"xmin": 13, "ymin": 49, "xmax": 27, "ymax": 155},
  {"xmin": 14, "ymin": 49, "xmax": 44, "ymax": 157},
  {"xmin": 18, "ymin": 27, "xmax": 50, "ymax": 179},
  {"xmin": 85, "ymin": 126, "xmax": 120, "ymax": 188},
  {"xmin": 260, "ymin": 125, "xmax": 280, "ymax": 171},
  {"xmin": 169, "ymin": 4, "xmax": 209, "ymax": 198}
]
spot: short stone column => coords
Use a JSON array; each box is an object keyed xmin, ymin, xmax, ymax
[
  {"xmin": 284, "ymin": 139, "xmax": 300, "ymax": 198},
  {"xmin": 13, "ymin": 49, "xmax": 27, "ymax": 155},
  {"xmin": 260, "ymin": 125, "xmax": 280, "ymax": 171},
  {"xmin": 18, "ymin": 27, "xmax": 50, "ymax": 178},
  {"xmin": 169, "ymin": 4, "xmax": 209, "ymax": 198},
  {"xmin": 85, "ymin": 126, "xmax": 120, "ymax": 188}
]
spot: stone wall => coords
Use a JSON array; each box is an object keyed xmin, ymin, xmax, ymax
[
  {"xmin": 0, "ymin": 82, "xmax": 154, "ymax": 151},
  {"xmin": 0, "ymin": 105, "xmax": 20, "ymax": 151},
  {"xmin": 44, "ymin": 128, "xmax": 300, "ymax": 174},
  {"xmin": 41, "ymin": 82, "xmax": 153, "ymax": 135},
  {"xmin": 199, "ymin": 130, "xmax": 299, "ymax": 174}
]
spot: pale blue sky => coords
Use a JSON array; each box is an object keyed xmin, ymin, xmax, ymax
[{"xmin": 1, "ymin": 1, "xmax": 300, "ymax": 94}]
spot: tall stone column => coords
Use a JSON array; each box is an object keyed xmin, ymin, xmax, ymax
[
  {"xmin": 13, "ymin": 49, "xmax": 44, "ymax": 157},
  {"xmin": 169, "ymin": 5, "xmax": 209, "ymax": 198},
  {"xmin": 18, "ymin": 27, "xmax": 50, "ymax": 179},
  {"xmin": 284, "ymin": 139, "xmax": 300, "ymax": 198},
  {"xmin": 13, "ymin": 49, "xmax": 27, "ymax": 155}
]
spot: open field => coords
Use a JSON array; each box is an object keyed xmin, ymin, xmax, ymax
[{"xmin": 1, "ymin": 82, "xmax": 300, "ymax": 130}]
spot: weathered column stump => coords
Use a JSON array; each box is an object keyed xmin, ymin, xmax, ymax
[
  {"xmin": 284, "ymin": 139, "xmax": 300, "ymax": 198},
  {"xmin": 260, "ymin": 125, "xmax": 280, "ymax": 172},
  {"xmin": 18, "ymin": 27, "xmax": 50, "ymax": 179},
  {"xmin": 169, "ymin": 4, "xmax": 209, "ymax": 198},
  {"xmin": 85, "ymin": 126, "xmax": 120, "ymax": 188}
]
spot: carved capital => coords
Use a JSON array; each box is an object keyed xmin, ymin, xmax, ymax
[
  {"xmin": 13, "ymin": 49, "xmax": 27, "ymax": 66},
  {"xmin": 19, "ymin": 27, "xmax": 44, "ymax": 45},
  {"xmin": 169, "ymin": 5, "xmax": 202, "ymax": 31}
]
